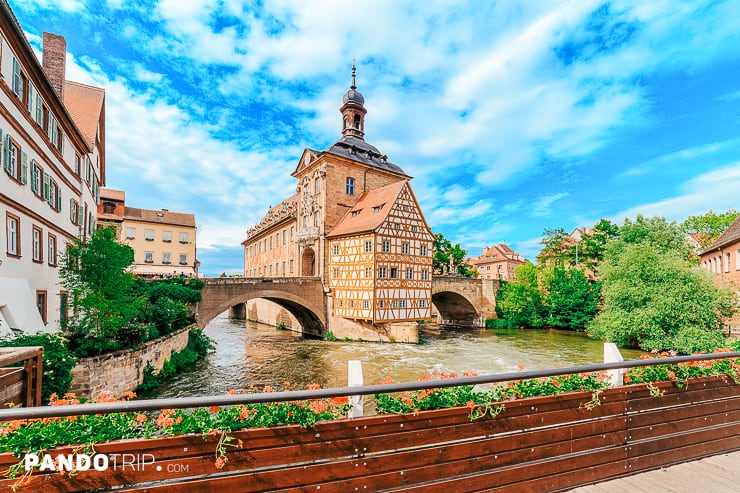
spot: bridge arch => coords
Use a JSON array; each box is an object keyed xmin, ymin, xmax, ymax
[
  {"xmin": 431, "ymin": 277, "xmax": 499, "ymax": 327},
  {"xmin": 196, "ymin": 279, "xmax": 326, "ymax": 337}
]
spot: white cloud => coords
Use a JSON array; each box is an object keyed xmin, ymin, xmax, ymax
[
  {"xmin": 613, "ymin": 163, "xmax": 740, "ymax": 223},
  {"xmin": 528, "ymin": 192, "xmax": 570, "ymax": 218}
]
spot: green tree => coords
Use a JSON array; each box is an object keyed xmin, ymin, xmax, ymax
[
  {"xmin": 432, "ymin": 233, "xmax": 475, "ymax": 277},
  {"xmin": 538, "ymin": 228, "xmax": 572, "ymax": 267},
  {"xmin": 587, "ymin": 243, "xmax": 736, "ymax": 353},
  {"xmin": 61, "ymin": 226, "xmax": 143, "ymax": 355},
  {"xmin": 613, "ymin": 215, "xmax": 691, "ymax": 259},
  {"xmin": 680, "ymin": 208, "xmax": 739, "ymax": 248},
  {"xmin": 577, "ymin": 219, "xmax": 619, "ymax": 274},
  {"xmin": 495, "ymin": 262, "xmax": 546, "ymax": 328},
  {"xmin": 546, "ymin": 268, "xmax": 601, "ymax": 331}
]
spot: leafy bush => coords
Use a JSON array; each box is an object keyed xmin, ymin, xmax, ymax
[
  {"xmin": 0, "ymin": 333, "xmax": 76, "ymax": 404},
  {"xmin": 136, "ymin": 329, "xmax": 215, "ymax": 394},
  {"xmin": 485, "ymin": 318, "xmax": 517, "ymax": 329},
  {"xmin": 587, "ymin": 243, "xmax": 736, "ymax": 352}
]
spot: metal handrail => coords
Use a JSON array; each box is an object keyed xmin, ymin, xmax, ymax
[{"xmin": 0, "ymin": 351, "xmax": 737, "ymax": 421}]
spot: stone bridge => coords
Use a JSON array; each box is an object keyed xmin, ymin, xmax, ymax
[{"xmin": 196, "ymin": 276, "xmax": 499, "ymax": 338}]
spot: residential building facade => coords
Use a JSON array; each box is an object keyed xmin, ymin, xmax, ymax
[
  {"xmin": 699, "ymin": 215, "xmax": 740, "ymax": 289},
  {"xmin": 699, "ymin": 215, "xmax": 740, "ymax": 332},
  {"xmin": 242, "ymin": 66, "xmax": 434, "ymax": 329},
  {"xmin": 97, "ymin": 188, "xmax": 198, "ymax": 277},
  {"xmin": 468, "ymin": 243, "xmax": 525, "ymax": 281},
  {"xmin": 0, "ymin": 1, "xmax": 104, "ymax": 335}
]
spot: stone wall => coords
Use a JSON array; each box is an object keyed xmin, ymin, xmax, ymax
[{"xmin": 69, "ymin": 327, "xmax": 190, "ymax": 398}]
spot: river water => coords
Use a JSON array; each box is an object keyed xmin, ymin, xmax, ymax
[{"xmin": 151, "ymin": 314, "xmax": 645, "ymax": 399}]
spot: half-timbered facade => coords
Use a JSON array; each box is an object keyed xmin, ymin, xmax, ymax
[
  {"xmin": 0, "ymin": 2, "xmax": 105, "ymax": 335},
  {"xmin": 242, "ymin": 66, "xmax": 434, "ymax": 326},
  {"xmin": 327, "ymin": 180, "xmax": 434, "ymax": 322}
]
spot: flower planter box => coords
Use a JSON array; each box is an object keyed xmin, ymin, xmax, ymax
[{"xmin": 1, "ymin": 375, "xmax": 738, "ymax": 492}]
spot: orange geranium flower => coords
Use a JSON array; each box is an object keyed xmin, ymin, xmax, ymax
[
  {"xmin": 329, "ymin": 396, "xmax": 349, "ymax": 406},
  {"xmin": 308, "ymin": 383, "xmax": 321, "ymax": 390},
  {"xmin": 214, "ymin": 457, "xmax": 225, "ymax": 469},
  {"xmin": 209, "ymin": 406, "xmax": 220, "ymax": 413}
]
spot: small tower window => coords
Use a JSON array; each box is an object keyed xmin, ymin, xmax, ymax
[{"xmin": 354, "ymin": 114, "xmax": 361, "ymax": 129}]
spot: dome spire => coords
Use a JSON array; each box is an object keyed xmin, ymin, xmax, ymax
[{"xmin": 340, "ymin": 62, "xmax": 367, "ymax": 139}]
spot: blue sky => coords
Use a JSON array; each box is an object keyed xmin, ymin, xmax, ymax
[{"xmin": 10, "ymin": 0, "xmax": 740, "ymax": 276}]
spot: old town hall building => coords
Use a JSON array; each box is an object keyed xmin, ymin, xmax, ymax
[{"xmin": 242, "ymin": 67, "xmax": 434, "ymax": 336}]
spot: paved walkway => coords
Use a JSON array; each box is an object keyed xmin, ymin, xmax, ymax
[{"xmin": 567, "ymin": 451, "xmax": 740, "ymax": 493}]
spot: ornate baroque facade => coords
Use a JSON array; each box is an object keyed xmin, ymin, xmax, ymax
[{"xmin": 242, "ymin": 67, "xmax": 434, "ymax": 325}]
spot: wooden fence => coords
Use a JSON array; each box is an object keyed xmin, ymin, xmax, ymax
[
  {"xmin": 0, "ymin": 374, "xmax": 737, "ymax": 492},
  {"xmin": 0, "ymin": 347, "xmax": 42, "ymax": 408}
]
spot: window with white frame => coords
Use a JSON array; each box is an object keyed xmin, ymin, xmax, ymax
[
  {"xmin": 726, "ymin": 252, "xmax": 731, "ymax": 273},
  {"xmin": 407, "ymin": 268, "xmax": 414, "ymax": 279},
  {"xmin": 421, "ymin": 269, "xmax": 429, "ymax": 280},
  {"xmin": 47, "ymin": 234, "xmax": 56, "ymax": 266},
  {"xmin": 402, "ymin": 243, "xmax": 409, "ymax": 254},
  {"xmin": 163, "ymin": 231, "xmax": 172, "ymax": 242},
  {"xmin": 333, "ymin": 243, "xmax": 339, "ymax": 255},
  {"xmin": 32, "ymin": 226, "xmax": 42, "ymax": 262},
  {"xmin": 125, "ymin": 228, "xmax": 135, "ymax": 239},
  {"xmin": 314, "ymin": 177, "xmax": 320, "ymax": 194},
  {"xmin": 163, "ymin": 253, "xmax": 171, "ymax": 264},
  {"xmin": 382, "ymin": 241, "xmax": 390, "ymax": 252},
  {"xmin": 421, "ymin": 245, "xmax": 427, "ymax": 256},
  {"xmin": 378, "ymin": 266, "xmax": 386, "ymax": 278},
  {"xmin": 363, "ymin": 300, "xmax": 369, "ymax": 309},
  {"xmin": 145, "ymin": 252, "xmax": 153, "ymax": 263},
  {"xmin": 420, "ymin": 299, "xmax": 426, "ymax": 308},
  {"xmin": 365, "ymin": 241, "xmax": 372, "ymax": 252},
  {"xmin": 145, "ymin": 229, "xmax": 154, "ymax": 241},
  {"xmin": 399, "ymin": 300, "xmax": 406, "ymax": 308},
  {"xmin": 6, "ymin": 214, "xmax": 19, "ymax": 257},
  {"xmin": 180, "ymin": 254, "xmax": 187, "ymax": 265},
  {"xmin": 346, "ymin": 177, "xmax": 355, "ymax": 195},
  {"xmin": 180, "ymin": 232, "xmax": 188, "ymax": 243}
]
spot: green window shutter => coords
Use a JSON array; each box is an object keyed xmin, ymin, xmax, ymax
[
  {"xmin": 77, "ymin": 204, "xmax": 84, "ymax": 226},
  {"xmin": 43, "ymin": 172, "xmax": 50, "ymax": 201},
  {"xmin": 26, "ymin": 83, "xmax": 33, "ymax": 113},
  {"xmin": 35, "ymin": 94, "xmax": 43, "ymax": 125},
  {"xmin": 57, "ymin": 187, "xmax": 62, "ymax": 211},
  {"xmin": 30, "ymin": 160, "xmax": 38, "ymax": 193},
  {"xmin": 11, "ymin": 58, "xmax": 21, "ymax": 97},
  {"xmin": 4, "ymin": 134, "xmax": 11, "ymax": 175},
  {"xmin": 19, "ymin": 151, "xmax": 27, "ymax": 185}
]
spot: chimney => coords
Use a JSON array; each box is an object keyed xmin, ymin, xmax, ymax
[{"xmin": 42, "ymin": 32, "xmax": 66, "ymax": 100}]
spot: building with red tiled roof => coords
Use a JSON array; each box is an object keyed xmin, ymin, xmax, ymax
[
  {"xmin": 699, "ymin": 215, "xmax": 740, "ymax": 331},
  {"xmin": 98, "ymin": 188, "xmax": 198, "ymax": 277},
  {"xmin": 0, "ymin": 0, "xmax": 105, "ymax": 334},
  {"xmin": 700, "ymin": 215, "xmax": 740, "ymax": 288},
  {"xmin": 242, "ymin": 66, "xmax": 434, "ymax": 333},
  {"xmin": 468, "ymin": 243, "xmax": 525, "ymax": 281}
]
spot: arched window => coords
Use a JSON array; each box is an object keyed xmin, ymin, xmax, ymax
[{"xmin": 354, "ymin": 114, "xmax": 361, "ymax": 129}]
